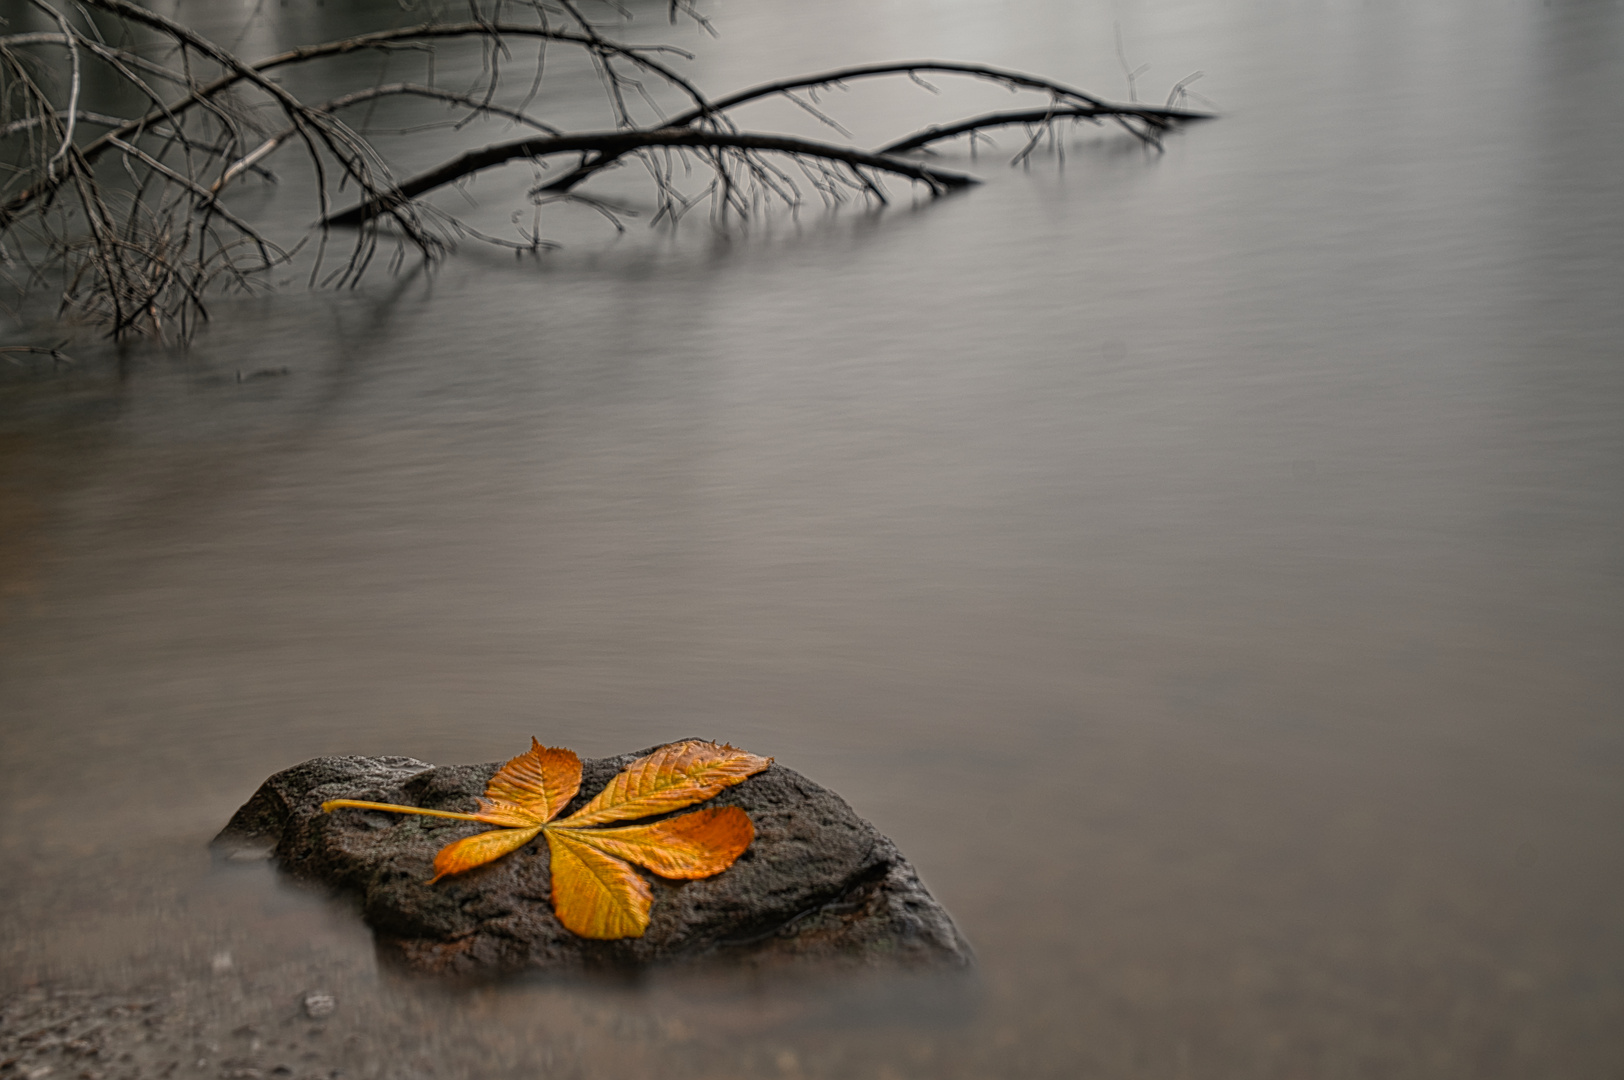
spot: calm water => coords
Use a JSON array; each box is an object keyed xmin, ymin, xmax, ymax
[{"xmin": 2, "ymin": 0, "xmax": 1622, "ymax": 1076}]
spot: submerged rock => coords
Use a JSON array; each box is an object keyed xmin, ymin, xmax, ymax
[{"xmin": 212, "ymin": 743, "xmax": 972, "ymax": 976}]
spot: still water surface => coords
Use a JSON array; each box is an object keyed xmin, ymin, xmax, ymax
[{"xmin": 2, "ymin": 0, "xmax": 1622, "ymax": 1076}]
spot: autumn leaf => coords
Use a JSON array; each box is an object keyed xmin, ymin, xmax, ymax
[
  {"xmin": 543, "ymin": 828, "xmax": 653, "ymax": 940},
  {"xmin": 430, "ymin": 822, "xmax": 543, "ymax": 879},
  {"xmin": 551, "ymin": 806, "xmax": 755, "ymax": 879},
  {"xmin": 552, "ymin": 739, "xmax": 775, "ymax": 827},
  {"xmin": 322, "ymin": 738, "xmax": 771, "ymax": 939},
  {"xmin": 479, "ymin": 740, "xmax": 581, "ymax": 825}
]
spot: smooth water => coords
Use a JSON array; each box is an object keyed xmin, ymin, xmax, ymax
[{"xmin": 2, "ymin": 0, "xmax": 1622, "ymax": 1077}]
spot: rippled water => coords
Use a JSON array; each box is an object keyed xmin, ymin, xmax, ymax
[{"xmin": 2, "ymin": 0, "xmax": 1622, "ymax": 1076}]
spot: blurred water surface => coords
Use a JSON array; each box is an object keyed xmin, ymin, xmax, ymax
[{"xmin": 2, "ymin": 0, "xmax": 1622, "ymax": 1076}]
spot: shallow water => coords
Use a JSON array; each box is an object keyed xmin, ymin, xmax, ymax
[{"xmin": 2, "ymin": 0, "xmax": 1622, "ymax": 1076}]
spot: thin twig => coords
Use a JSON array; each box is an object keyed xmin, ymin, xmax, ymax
[{"xmin": 26, "ymin": 1, "xmax": 80, "ymax": 173}]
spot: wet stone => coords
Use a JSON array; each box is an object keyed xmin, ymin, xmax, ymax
[{"xmin": 211, "ymin": 742, "xmax": 973, "ymax": 977}]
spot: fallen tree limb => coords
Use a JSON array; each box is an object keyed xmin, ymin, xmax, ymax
[
  {"xmin": 664, "ymin": 60, "xmax": 1182, "ymax": 128},
  {"xmin": 531, "ymin": 60, "xmax": 1204, "ymax": 194},
  {"xmin": 325, "ymin": 129, "xmax": 978, "ymax": 226},
  {"xmin": 876, "ymin": 104, "xmax": 1212, "ymax": 155}
]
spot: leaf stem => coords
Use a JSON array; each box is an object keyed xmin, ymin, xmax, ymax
[{"xmin": 321, "ymin": 798, "xmax": 488, "ymax": 822}]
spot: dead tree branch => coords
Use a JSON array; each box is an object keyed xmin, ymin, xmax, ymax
[
  {"xmin": 668, "ymin": 60, "xmax": 1141, "ymax": 126},
  {"xmin": 325, "ymin": 129, "xmax": 977, "ymax": 226},
  {"xmin": 0, "ymin": 19, "xmax": 703, "ymax": 228},
  {"xmin": 0, "ymin": 1, "xmax": 1210, "ymax": 342},
  {"xmin": 531, "ymin": 60, "xmax": 1203, "ymax": 195},
  {"xmin": 210, "ymin": 84, "xmax": 563, "ymax": 199},
  {"xmin": 876, "ymin": 104, "xmax": 1211, "ymax": 155}
]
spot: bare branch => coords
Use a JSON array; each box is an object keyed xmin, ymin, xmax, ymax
[
  {"xmin": 527, "ymin": 60, "xmax": 1206, "ymax": 192},
  {"xmin": 665, "ymin": 61, "xmax": 1149, "ymax": 128},
  {"xmin": 26, "ymin": 1, "xmax": 80, "ymax": 173},
  {"xmin": 103, "ymin": 136, "xmax": 275, "ymax": 264},
  {"xmin": 0, "ymin": 344, "xmax": 74, "ymax": 365},
  {"xmin": 876, "ymin": 104, "xmax": 1212, "ymax": 156},
  {"xmin": 1, "ymin": 19, "xmax": 708, "ymax": 227},
  {"xmin": 1, "ymin": 109, "xmax": 129, "ymax": 139},
  {"xmin": 210, "ymin": 83, "xmax": 563, "ymax": 199},
  {"xmin": 326, "ymin": 129, "xmax": 977, "ymax": 227},
  {"xmin": 0, "ymin": 31, "xmax": 193, "ymax": 88}
]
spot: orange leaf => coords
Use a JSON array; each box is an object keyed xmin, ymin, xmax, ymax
[
  {"xmin": 550, "ymin": 805, "xmax": 754, "ymax": 880},
  {"xmin": 545, "ymin": 828, "xmax": 653, "ymax": 939},
  {"xmin": 322, "ymin": 737, "xmax": 772, "ymax": 939},
  {"xmin": 476, "ymin": 739, "xmax": 581, "ymax": 827},
  {"xmin": 428, "ymin": 824, "xmax": 543, "ymax": 883},
  {"xmin": 553, "ymin": 740, "xmax": 771, "ymax": 828}
]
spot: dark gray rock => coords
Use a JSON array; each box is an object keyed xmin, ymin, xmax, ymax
[{"xmin": 212, "ymin": 742, "xmax": 972, "ymax": 976}]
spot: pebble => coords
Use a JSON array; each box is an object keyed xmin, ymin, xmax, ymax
[{"xmin": 301, "ymin": 993, "xmax": 336, "ymax": 1020}]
